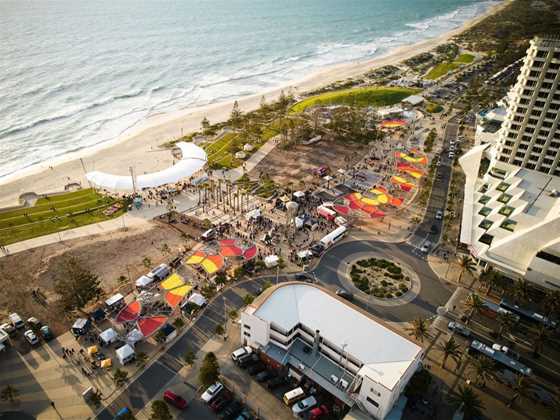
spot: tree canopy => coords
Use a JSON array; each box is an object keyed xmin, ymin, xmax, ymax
[
  {"xmin": 198, "ymin": 352, "xmax": 220, "ymax": 387},
  {"xmin": 54, "ymin": 257, "xmax": 102, "ymax": 312}
]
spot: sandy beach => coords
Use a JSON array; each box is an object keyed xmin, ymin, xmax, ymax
[{"xmin": 0, "ymin": 0, "xmax": 508, "ymax": 207}]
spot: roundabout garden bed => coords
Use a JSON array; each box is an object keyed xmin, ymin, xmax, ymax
[{"xmin": 350, "ymin": 257, "xmax": 411, "ymax": 299}]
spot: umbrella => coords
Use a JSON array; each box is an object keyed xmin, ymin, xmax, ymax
[{"xmin": 87, "ymin": 345, "xmax": 98, "ymax": 356}]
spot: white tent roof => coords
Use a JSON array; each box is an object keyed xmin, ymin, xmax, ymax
[
  {"xmin": 86, "ymin": 142, "xmax": 207, "ymax": 191},
  {"xmin": 253, "ymin": 284, "xmax": 422, "ymax": 390},
  {"xmin": 135, "ymin": 275, "xmax": 154, "ymax": 288},
  {"xmin": 99, "ymin": 328, "xmax": 117, "ymax": 343},
  {"xmin": 187, "ymin": 293, "xmax": 207, "ymax": 307},
  {"xmin": 126, "ymin": 329, "xmax": 144, "ymax": 347},
  {"xmin": 293, "ymin": 191, "xmax": 305, "ymax": 198},
  {"xmin": 264, "ymin": 255, "xmax": 279, "ymax": 268},
  {"xmin": 116, "ymin": 344, "xmax": 135, "ymax": 362},
  {"xmin": 245, "ymin": 208, "xmax": 261, "ymax": 220}
]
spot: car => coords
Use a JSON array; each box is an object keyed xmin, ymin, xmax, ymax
[
  {"xmin": 295, "ymin": 272, "xmax": 313, "ymax": 282},
  {"xmin": 9, "ymin": 313, "xmax": 24, "ymax": 329},
  {"xmin": 447, "ymin": 321, "xmax": 471, "ymax": 337},
  {"xmin": 27, "ymin": 317, "xmax": 42, "ymax": 329},
  {"xmin": 255, "ymin": 370, "xmax": 275, "ymax": 382},
  {"xmin": 163, "ymin": 390, "xmax": 188, "ymax": 409},
  {"xmin": 237, "ymin": 353, "xmax": 259, "ymax": 368},
  {"xmin": 420, "ymin": 241, "xmax": 432, "ymax": 253},
  {"xmin": 435, "ymin": 210, "xmax": 443, "ymax": 220},
  {"xmin": 200, "ymin": 229, "xmax": 216, "ymax": 241},
  {"xmin": 335, "ymin": 288, "xmax": 354, "ymax": 301},
  {"xmin": 231, "ymin": 346, "xmax": 252, "ymax": 362},
  {"xmin": 114, "ymin": 407, "xmax": 132, "ymax": 419},
  {"xmin": 495, "ymin": 369, "xmax": 517, "ymax": 387},
  {"xmin": 235, "ymin": 408, "xmax": 254, "ymax": 420},
  {"xmin": 266, "ymin": 376, "xmax": 288, "ymax": 390},
  {"xmin": 527, "ymin": 385, "xmax": 555, "ymax": 406},
  {"xmin": 292, "ymin": 395, "xmax": 317, "ymax": 416},
  {"xmin": 0, "ymin": 322, "xmax": 16, "ymax": 336},
  {"xmin": 209, "ymin": 391, "xmax": 232, "ymax": 412},
  {"xmin": 310, "ymin": 405, "xmax": 329, "ymax": 419},
  {"xmin": 24, "ymin": 329, "xmax": 39, "ymax": 345},
  {"xmin": 310, "ymin": 243, "xmax": 324, "ymax": 257},
  {"xmin": 201, "ymin": 382, "xmax": 224, "ymax": 403},
  {"xmin": 40, "ymin": 325, "xmax": 54, "ymax": 341},
  {"xmin": 220, "ymin": 400, "xmax": 243, "ymax": 419},
  {"xmin": 247, "ymin": 362, "xmax": 266, "ymax": 376}
]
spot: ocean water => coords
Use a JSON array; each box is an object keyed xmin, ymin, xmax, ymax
[{"xmin": 0, "ymin": 0, "xmax": 498, "ymax": 180}]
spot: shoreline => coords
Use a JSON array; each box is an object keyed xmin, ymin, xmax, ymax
[{"xmin": 0, "ymin": 0, "xmax": 508, "ymax": 207}]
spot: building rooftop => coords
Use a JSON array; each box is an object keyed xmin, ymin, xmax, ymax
[{"xmin": 251, "ymin": 283, "xmax": 422, "ymax": 390}]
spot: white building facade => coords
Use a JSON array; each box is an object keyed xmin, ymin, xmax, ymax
[
  {"xmin": 460, "ymin": 36, "xmax": 560, "ymax": 290},
  {"xmin": 241, "ymin": 283, "xmax": 423, "ymax": 419}
]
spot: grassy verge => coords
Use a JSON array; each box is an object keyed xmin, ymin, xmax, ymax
[
  {"xmin": 290, "ymin": 87, "xmax": 420, "ymax": 113},
  {"xmin": 455, "ymin": 53, "xmax": 475, "ymax": 64},
  {"xmin": 425, "ymin": 62, "xmax": 461, "ymax": 80},
  {"xmin": 0, "ymin": 189, "xmax": 125, "ymax": 245}
]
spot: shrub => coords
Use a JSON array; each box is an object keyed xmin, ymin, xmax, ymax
[
  {"xmin": 395, "ymin": 291, "xmax": 403, "ymax": 297},
  {"xmin": 387, "ymin": 265, "xmax": 402, "ymax": 275},
  {"xmin": 357, "ymin": 260, "xmax": 369, "ymax": 268},
  {"xmin": 399, "ymin": 283, "xmax": 407, "ymax": 290},
  {"xmin": 385, "ymin": 293, "xmax": 393, "ymax": 298},
  {"xmin": 380, "ymin": 280, "xmax": 389, "ymax": 287},
  {"xmin": 401, "ymin": 286, "xmax": 409, "ymax": 293}
]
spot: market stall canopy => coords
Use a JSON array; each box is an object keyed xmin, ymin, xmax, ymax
[
  {"xmin": 87, "ymin": 345, "xmax": 98, "ymax": 356},
  {"xmin": 115, "ymin": 344, "xmax": 135, "ymax": 364},
  {"xmin": 245, "ymin": 208, "xmax": 261, "ymax": 220},
  {"xmin": 115, "ymin": 300, "xmax": 142, "ymax": 323},
  {"xmin": 160, "ymin": 273, "xmax": 184, "ymax": 290},
  {"xmin": 264, "ymin": 255, "xmax": 279, "ymax": 268},
  {"xmin": 137, "ymin": 316, "xmax": 167, "ymax": 337},
  {"xmin": 201, "ymin": 255, "xmax": 224, "ymax": 274},
  {"xmin": 86, "ymin": 142, "xmax": 207, "ymax": 191},
  {"xmin": 135, "ymin": 275, "xmax": 154, "ymax": 288},
  {"xmin": 126, "ymin": 329, "xmax": 144, "ymax": 347},
  {"xmin": 186, "ymin": 250, "xmax": 207, "ymax": 265},
  {"xmin": 99, "ymin": 328, "xmax": 118, "ymax": 344},
  {"xmin": 100, "ymin": 358, "xmax": 112, "ymax": 368},
  {"xmin": 187, "ymin": 293, "xmax": 207, "ymax": 307}
]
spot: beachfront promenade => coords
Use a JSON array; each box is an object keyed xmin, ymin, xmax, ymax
[{"xmin": 0, "ymin": 139, "xmax": 278, "ymax": 257}]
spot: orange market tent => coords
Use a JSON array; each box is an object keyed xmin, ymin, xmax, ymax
[
  {"xmin": 397, "ymin": 162, "xmax": 423, "ymax": 179},
  {"xmin": 160, "ymin": 273, "xmax": 184, "ymax": 290},
  {"xmin": 391, "ymin": 176, "xmax": 415, "ymax": 192},
  {"xmin": 137, "ymin": 316, "xmax": 167, "ymax": 338},
  {"xmin": 201, "ymin": 255, "xmax": 224, "ymax": 274},
  {"xmin": 165, "ymin": 284, "xmax": 193, "ymax": 308},
  {"xmin": 186, "ymin": 250, "xmax": 207, "ymax": 265},
  {"xmin": 395, "ymin": 151, "xmax": 428, "ymax": 165},
  {"xmin": 115, "ymin": 300, "xmax": 142, "ymax": 323},
  {"xmin": 100, "ymin": 359, "xmax": 112, "ymax": 369}
]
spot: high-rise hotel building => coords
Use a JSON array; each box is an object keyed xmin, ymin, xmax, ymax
[
  {"xmin": 495, "ymin": 36, "xmax": 560, "ymax": 174},
  {"xmin": 459, "ymin": 36, "xmax": 560, "ymax": 290}
]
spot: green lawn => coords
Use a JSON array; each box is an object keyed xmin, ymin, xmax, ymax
[
  {"xmin": 290, "ymin": 87, "xmax": 421, "ymax": 113},
  {"xmin": 0, "ymin": 189, "xmax": 125, "ymax": 245},
  {"xmin": 455, "ymin": 53, "xmax": 475, "ymax": 64},
  {"xmin": 425, "ymin": 62, "xmax": 461, "ymax": 80}
]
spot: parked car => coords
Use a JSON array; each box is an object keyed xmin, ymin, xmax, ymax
[
  {"xmin": 209, "ymin": 391, "xmax": 232, "ymax": 412},
  {"xmin": 220, "ymin": 400, "xmax": 243, "ymax": 420},
  {"xmin": 310, "ymin": 243, "xmax": 324, "ymax": 257},
  {"xmin": 114, "ymin": 407, "xmax": 132, "ymax": 419},
  {"xmin": 9, "ymin": 313, "xmax": 25, "ymax": 329},
  {"xmin": 231, "ymin": 346, "xmax": 252, "ymax": 362},
  {"xmin": 420, "ymin": 241, "xmax": 432, "ymax": 253},
  {"xmin": 200, "ymin": 229, "xmax": 216, "ymax": 242},
  {"xmin": 27, "ymin": 317, "xmax": 42, "ymax": 329},
  {"xmin": 163, "ymin": 390, "xmax": 188, "ymax": 409},
  {"xmin": 235, "ymin": 408, "xmax": 254, "ymax": 420},
  {"xmin": 255, "ymin": 370, "xmax": 275, "ymax": 383},
  {"xmin": 292, "ymin": 396, "xmax": 317, "ymax": 416},
  {"xmin": 435, "ymin": 210, "xmax": 443, "ymax": 220},
  {"xmin": 335, "ymin": 288, "xmax": 354, "ymax": 301},
  {"xmin": 247, "ymin": 362, "xmax": 266, "ymax": 376},
  {"xmin": 0, "ymin": 322, "xmax": 16, "ymax": 336},
  {"xmin": 310, "ymin": 405, "xmax": 329, "ymax": 420},
  {"xmin": 527, "ymin": 385, "xmax": 555, "ymax": 406},
  {"xmin": 201, "ymin": 382, "xmax": 224, "ymax": 403},
  {"xmin": 495, "ymin": 369, "xmax": 517, "ymax": 387},
  {"xmin": 24, "ymin": 329, "xmax": 39, "ymax": 345},
  {"xmin": 266, "ymin": 376, "xmax": 288, "ymax": 390},
  {"xmin": 447, "ymin": 321, "xmax": 471, "ymax": 337},
  {"xmin": 40, "ymin": 325, "xmax": 54, "ymax": 341},
  {"xmin": 237, "ymin": 353, "xmax": 259, "ymax": 368}
]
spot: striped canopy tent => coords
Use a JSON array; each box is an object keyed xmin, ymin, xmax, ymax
[
  {"xmin": 201, "ymin": 255, "xmax": 224, "ymax": 274},
  {"xmin": 346, "ymin": 193, "xmax": 385, "ymax": 218},
  {"xmin": 333, "ymin": 204, "xmax": 350, "ymax": 215},
  {"xmin": 219, "ymin": 239, "xmax": 257, "ymax": 261},
  {"xmin": 391, "ymin": 176, "xmax": 415, "ymax": 192},
  {"xmin": 395, "ymin": 151, "xmax": 428, "ymax": 166},
  {"xmin": 160, "ymin": 273, "xmax": 184, "ymax": 290},
  {"xmin": 115, "ymin": 300, "xmax": 142, "ymax": 323},
  {"xmin": 397, "ymin": 162, "xmax": 423, "ymax": 179},
  {"xmin": 186, "ymin": 250, "xmax": 207, "ymax": 265},
  {"xmin": 379, "ymin": 118, "xmax": 407, "ymax": 129},
  {"xmin": 243, "ymin": 245, "xmax": 257, "ymax": 261},
  {"xmin": 137, "ymin": 316, "xmax": 168, "ymax": 338}
]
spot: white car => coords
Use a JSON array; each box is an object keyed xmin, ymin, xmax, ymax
[
  {"xmin": 435, "ymin": 210, "xmax": 443, "ymax": 220},
  {"xmin": 24, "ymin": 330, "xmax": 39, "ymax": 345},
  {"xmin": 231, "ymin": 346, "xmax": 252, "ymax": 362},
  {"xmin": 201, "ymin": 382, "xmax": 223, "ymax": 403},
  {"xmin": 292, "ymin": 396, "xmax": 317, "ymax": 416},
  {"xmin": 420, "ymin": 241, "xmax": 432, "ymax": 253}
]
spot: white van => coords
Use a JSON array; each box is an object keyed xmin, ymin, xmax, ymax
[
  {"xmin": 283, "ymin": 387, "xmax": 305, "ymax": 405},
  {"xmin": 9, "ymin": 313, "xmax": 24, "ymax": 329}
]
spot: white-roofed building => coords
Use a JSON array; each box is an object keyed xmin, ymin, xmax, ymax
[{"xmin": 241, "ymin": 283, "xmax": 423, "ymax": 420}]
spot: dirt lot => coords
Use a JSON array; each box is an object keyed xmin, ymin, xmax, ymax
[
  {"xmin": 249, "ymin": 139, "xmax": 368, "ymax": 187},
  {"xmin": 0, "ymin": 221, "xmax": 192, "ymax": 335}
]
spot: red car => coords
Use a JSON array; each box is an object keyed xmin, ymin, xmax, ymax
[
  {"xmin": 310, "ymin": 405, "xmax": 329, "ymax": 419},
  {"xmin": 163, "ymin": 390, "xmax": 188, "ymax": 409}
]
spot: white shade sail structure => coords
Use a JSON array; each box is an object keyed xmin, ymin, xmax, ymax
[{"xmin": 86, "ymin": 142, "xmax": 207, "ymax": 191}]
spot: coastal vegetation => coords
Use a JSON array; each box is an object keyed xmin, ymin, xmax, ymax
[
  {"xmin": 350, "ymin": 257, "xmax": 411, "ymax": 299},
  {"xmin": 0, "ymin": 188, "xmax": 125, "ymax": 245},
  {"xmin": 290, "ymin": 86, "xmax": 419, "ymax": 113}
]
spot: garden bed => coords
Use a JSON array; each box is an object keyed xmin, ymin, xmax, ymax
[{"xmin": 349, "ymin": 257, "xmax": 412, "ymax": 299}]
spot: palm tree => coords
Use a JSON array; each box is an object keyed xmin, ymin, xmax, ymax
[
  {"xmin": 406, "ymin": 317, "xmax": 430, "ymax": 343},
  {"xmin": 465, "ymin": 293, "xmax": 484, "ymax": 324},
  {"xmin": 0, "ymin": 385, "xmax": 19, "ymax": 403},
  {"xmin": 543, "ymin": 290, "xmax": 560, "ymax": 320},
  {"xmin": 507, "ymin": 374, "xmax": 529, "ymax": 408},
  {"xmin": 447, "ymin": 385, "xmax": 484, "ymax": 419},
  {"xmin": 467, "ymin": 355, "xmax": 496, "ymax": 387},
  {"xmin": 511, "ymin": 279, "xmax": 530, "ymax": 304},
  {"xmin": 438, "ymin": 337, "xmax": 462, "ymax": 369},
  {"xmin": 458, "ymin": 256, "xmax": 476, "ymax": 284},
  {"xmin": 496, "ymin": 311, "xmax": 518, "ymax": 340},
  {"xmin": 533, "ymin": 324, "xmax": 550, "ymax": 357}
]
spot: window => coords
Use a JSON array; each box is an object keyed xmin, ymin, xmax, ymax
[
  {"xmin": 479, "ymin": 195, "xmax": 491, "ymax": 204},
  {"xmin": 366, "ymin": 397, "xmax": 379, "ymax": 408},
  {"xmin": 496, "ymin": 182, "xmax": 510, "ymax": 192},
  {"xmin": 243, "ymin": 331, "xmax": 251, "ymax": 337},
  {"xmin": 527, "ymin": 163, "xmax": 537, "ymax": 169},
  {"xmin": 244, "ymin": 324, "xmax": 251, "ymax": 330},
  {"xmin": 479, "ymin": 207, "xmax": 492, "ymax": 217},
  {"xmin": 500, "ymin": 219, "xmax": 517, "ymax": 232},
  {"xmin": 497, "ymin": 193, "xmax": 512, "ymax": 203},
  {"xmin": 479, "ymin": 233, "xmax": 494, "ymax": 245},
  {"xmin": 479, "ymin": 219, "xmax": 493, "ymax": 230},
  {"xmin": 536, "ymin": 251, "xmax": 560, "ymax": 265},
  {"xmin": 543, "ymin": 158, "xmax": 554, "ymax": 165},
  {"xmin": 499, "ymin": 206, "xmax": 514, "ymax": 216},
  {"xmin": 479, "ymin": 184, "xmax": 489, "ymax": 193}
]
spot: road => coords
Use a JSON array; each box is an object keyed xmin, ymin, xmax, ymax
[{"xmin": 96, "ymin": 116, "xmax": 460, "ymax": 418}]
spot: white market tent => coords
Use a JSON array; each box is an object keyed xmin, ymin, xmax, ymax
[
  {"xmin": 86, "ymin": 142, "xmax": 207, "ymax": 191},
  {"xmin": 99, "ymin": 328, "xmax": 118, "ymax": 345},
  {"xmin": 116, "ymin": 344, "xmax": 135, "ymax": 365},
  {"xmin": 126, "ymin": 329, "xmax": 144, "ymax": 347},
  {"xmin": 402, "ymin": 95, "xmax": 424, "ymax": 106},
  {"xmin": 245, "ymin": 208, "xmax": 261, "ymax": 221},
  {"xmin": 187, "ymin": 293, "xmax": 207, "ymax": 307},
  {"xmin": 264, "ymin": 255, "xmax": 279, "ymax": 268},
  {"xmin": 297, "ymin": 250, "xmax": 313, "ymax": 259}
]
